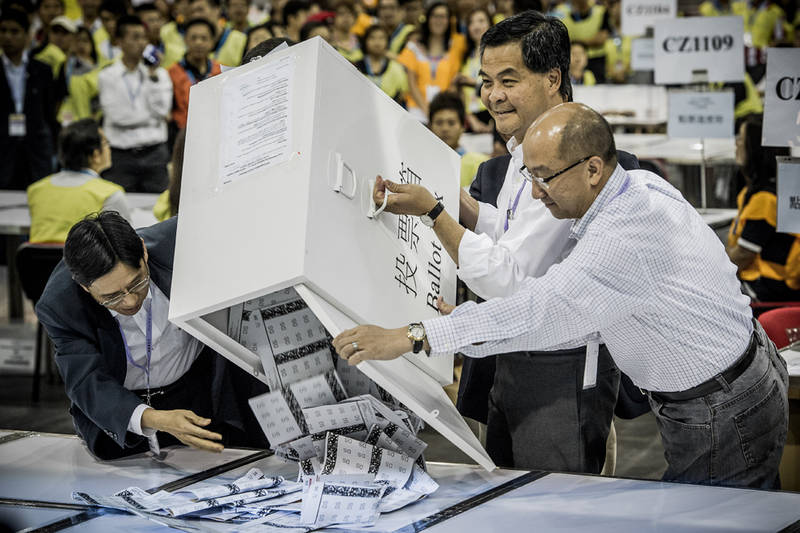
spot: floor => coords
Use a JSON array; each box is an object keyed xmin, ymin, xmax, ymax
[{"xmin": 0, "ymin": 265, "xmax": 668, "ymax": 480}]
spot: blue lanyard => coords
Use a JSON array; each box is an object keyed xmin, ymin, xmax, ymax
[
  {"xmin": 117, "ymin": 299, "xmax": 153, "ymax": 405},
  {"xmin": 122, "ymin": 69, "xmax": 144, "ymax": 104},
  {"xmin": 504, "ymin": 178, "xmax": 528, "ymax": 232}
]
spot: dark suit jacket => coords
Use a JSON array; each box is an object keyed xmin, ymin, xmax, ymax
[
  {"xmin": 458, "ymin": 150, "xmax": 645, "ymax": 423},
  {"xmin": 36, "ymin": 218, "xmax": 265, "ymax": 459},
  {"xmin": 0, "ymin": 55, "xmax": 57, "ymax": 189}
]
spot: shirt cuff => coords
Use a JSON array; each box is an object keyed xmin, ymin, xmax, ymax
[
  {"xmin": 127, "ymin": 404, "xmax": 157, "ymax": 437},
  {"xmin": 474, "ymin": 201, "xmax": 498, "ymax": 236},
  {"xmin": 457, "ymin": 230, "xmax": 494, "ymax": 280},
  {"xmin": 422, "ymin": 301, "xmax": 479, "ymax": 357}
]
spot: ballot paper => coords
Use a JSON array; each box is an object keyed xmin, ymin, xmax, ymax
[
  {"xmin": 179, "ymin": 473, "xmax": 284, "ymax": 500},
  {"xmin": 72, "ymin": 487, "xmax": 165, "ymax": 512},
  {"xmin": 166, "ymin": 483, "xmax": 302, "ymax": 517},
  {"xmin": 248, "ymin": 388, "xmax": 309, "ymax": 445},
  {"xmin": 300, "ymin": 477, "xmax": 386, "ymax": 527},
  {"xmin": 370, "ymin": 421, "xmax": 427, "ymax": 461},
  {"xmin": 321, "ymin": 433, "xmax": 414, "ymax": 488},
  {"xmin": 288, "ymin": 370, "xmax": 347, "ymax": 409}
]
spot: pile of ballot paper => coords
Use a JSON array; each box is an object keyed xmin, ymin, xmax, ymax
[{"xmin": 72, "ymin": 288, "xmax": 440, "ymax": 530}]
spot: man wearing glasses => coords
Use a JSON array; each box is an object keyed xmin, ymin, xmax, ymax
[
  {"xmin": 336, "ymin": 103, "xmax": 789, "ymax": 489},
  {"xmin": 36, "ymin": 212, "xmax": 267, "ymax": 459},
  {"xmin": 372, "ymin": 11, "xmax": 639, "ymax": 475}
]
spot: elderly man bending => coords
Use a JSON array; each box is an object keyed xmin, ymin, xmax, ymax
[{"xmin": 333, "ymin": 102, "xmax": 789, "ymax": 489}]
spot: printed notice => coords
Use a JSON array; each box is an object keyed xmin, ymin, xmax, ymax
[{"xmin": 219, "ymin": 56, "xmax": 294, "ymax": 187}]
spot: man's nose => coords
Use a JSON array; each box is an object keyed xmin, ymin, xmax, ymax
[{"xmin": 530, "ymin": 180, "xmax": 547, "ymax": 200}]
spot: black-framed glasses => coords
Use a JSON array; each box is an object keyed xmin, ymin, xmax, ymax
[
  {"xmin": 97, "ymin": 270, "xmax": 150, "ymax": 308},
  {"xmin": 519, "ymin": 155, "xmax": 593, "ymax": 190}
]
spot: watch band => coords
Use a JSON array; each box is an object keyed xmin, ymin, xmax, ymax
[{"xmin": 426, "ymin": 202, "xmax": 445, "ymax": 223}]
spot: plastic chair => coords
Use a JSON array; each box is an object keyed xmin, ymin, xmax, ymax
[
  {"xmin": 15, "ymin": 243, "xmax": 64, "ymax": 402},
  {"xmin": 758, "ymin": 306, "xmax": 800, "ymax": 349}
]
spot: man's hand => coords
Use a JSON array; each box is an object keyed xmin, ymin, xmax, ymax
[
  {"xmin": 140, "ymin": 408, "xmax": 224, "ymax": 453},
  {"xmin": 373, "ymin": 175, "xmax": 438, "ymax": 216},
  {"xmin": 436, "ymin": 296, "xmax": 455, "ymax": 315},
  {"xmin": 332, "ymin": 325, "xmax": 412, "ymax": 366}
]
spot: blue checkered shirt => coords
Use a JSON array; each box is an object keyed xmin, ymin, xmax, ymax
[{"xmin": 423, "ymin": 165, "xmax": 754, "ymax": 392}]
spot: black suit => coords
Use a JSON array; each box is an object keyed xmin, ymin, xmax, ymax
[
  {"xmin": 37, "ymin": 218, "xmax": 268, "ymax": 459},
  {"xmin": 0, "ymin": 55, "xmax": 57, "ymax": 189},
  {"xmin": 458, "ymin": 150, "xmax": 640, "ymax": 471}
]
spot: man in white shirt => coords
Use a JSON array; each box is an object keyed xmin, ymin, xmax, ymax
[
  {"xmin": 99, "ymin": 14, "xmax": 172, "ymax": 192},
  {"xmin": 334, "ymin": 103, "xmax": 790, "ymax": 489},
  {"xmin": 36, "ymin": 212, "xmax": 269, "ymax": 459}
]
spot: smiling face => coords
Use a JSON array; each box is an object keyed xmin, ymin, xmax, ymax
[
  {"xmin": 427, "ymin": 5, "xmax": 449, "ymax": 37},
  {"xmin": 479, "ymin": 42, "xmax": 561, "ymax": 144},
  {"xmin": 467, "ymin": 9, "xmax": 489, "ymax": 43}
]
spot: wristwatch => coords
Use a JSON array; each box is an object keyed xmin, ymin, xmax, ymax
[
  {"xmin": 407, "ymin": 323, "xmax": 426, "ymax": 354},
  {"xmin": 420, "ymin": 202, "xmax": 445, "ymax": 228}
]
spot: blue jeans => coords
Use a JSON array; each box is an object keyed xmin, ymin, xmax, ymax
[{"xmin": 648, "ymin": 322, "xmax": 789, "ymax": 489}]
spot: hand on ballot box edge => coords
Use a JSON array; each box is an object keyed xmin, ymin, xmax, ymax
[
  {"xmin": 141, "ymin": 408, "xmax": 224, "ymax": 453},
  {"xmin": 373, "ymin": 175, "xmax": 439, "ymax": 216},
  {"xmin": 332, "ymin": 297, "xmax": 455, "ymax": 365}
]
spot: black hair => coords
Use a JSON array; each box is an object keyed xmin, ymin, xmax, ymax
[
  {"xmin": 464, "ymin": 7, "xmax": 492, "ymax": 57},
  {"xmin": 0, "ymin": 7, "xmax": 31, "ymax": 31},
  {"xmin": 190, "ymin": 0, "xmax": 221, "ymax": 8},
  {"xmin": 64, "ymin": 211, "xmax": 144, "ymax": 287},
  {"xmin": 740, "ymin": 114, "xmax": 790, "ymax": 203},
  {"xmin": 513, "ymin": 0, "xmax": 542, "ymax": 14},
  {"xmin": 283, "ymin": 0, "xmax": 310, "ymax": 25},
  {"xmin": 420, "ymin": 1, "xmax": 450, "ymax": 50},
  {"xmin": 75, "ymin": 25, "xmax": 98, "ymax": 63},
  {"xmin": 1, "ymin": 0, "xmax": 33, "ymax": 14},
  {"xmin": 36, "ymin": 0, "xmax": 64, "ymax": 10},
  {"xmin": 299, "ymin": 19, "xmax": 327, "ymax": 40},
  {"xmin": 133, "ymin": 2, "xmax": 158, "ymax": 13},
  {"xmin": 429, "ymin": 91, "xmax": 465, "ymax": 124},
  {"xmin": 114, "ymin": 14, "xmax": 143, "ymax": 40},
  {"xmin": 100, "ymin": 0, "xmax": 126, "ymax": 17},
  {"xmin": 481, "ymin": 10, "xmax": 572, "ymax": 102},
  {"xmin": 558, "ymin": 104, "xmax": 617, "ymax": 166},
  {"xmin": 58, "ymin": 118, "xmax": 102, "ymax": 171},
  {"xmin": 359, "ymin": 23, "xmax": 387, "ymax": 52},
  {"xmin": 331, "ymin": 0, "xmax": 355, "ymax": 14},
  {"xmin": 184, "ymin": 16, "xmax": 216, "ymax": 37},
  {"xmin": 168, "ymin": 128, "xmax": 186, "ymax": 217},
  {"xmin": 242, "ymin": 36, "xmax": 294, "ymax": 62}
]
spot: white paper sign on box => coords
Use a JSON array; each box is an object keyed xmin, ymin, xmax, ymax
[
  {"xmin": 667, "ymin": 91, "xmax": 734, "ymax": 139},
  {"xmin": 654, "ymin": 16, "xmax": 744, "ymax": 84},
  {"xmin": 621, "ymin": 0, "xmax": 676, "ymax": 36},
  {"xmin": 762, "ymin": 48, "xmax": 800, "ymax": 148},
  {"xmin": 777, "ymin": 157, "xmax": 800, "ymax": 234},
  {"xmin": 169, "ymin": 37, "xmax": 495, "ymax": 471},
  {"xmin": 630, "ymin": 38, "xmax": 654, "ymax": 71}
]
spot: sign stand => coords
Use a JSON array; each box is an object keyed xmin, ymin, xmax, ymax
[{"xmin": 700, "ymin": 138, "xmax": 707, "ymax": 209}]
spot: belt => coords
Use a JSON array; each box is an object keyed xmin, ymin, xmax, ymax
[
  {"xmin": 132, "ymin": 373, "xmax": 188, "ymax": 402},
  {"xmin": 648, "ymin": 329, "xmax": 759, "ymax": 403},
  {"xmin": 112, "ymin": 142, "xmax": 163, "ymax": 154}
]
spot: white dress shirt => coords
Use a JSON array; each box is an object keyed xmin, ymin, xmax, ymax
[
  {"xmin": 98, "ymin": 60, "xmax": 172, "ymax": 149},
  {"xmin": 458, "ymin": 138, "xmax": 576, "ymax": 299},
  {"xmin": 424, "ymin": 165, "xmax": 754, "ymax": 392},
  {"xmin": 49, "ymin": 169, "xmax": 133, "ymax": 222},
  {"xmin": 2, "ymin": 50, "xmax": 28, "ymax": 114},
  {"xmin": 113, "ymin": 282, "xmax": 202, "ymax": 436}
]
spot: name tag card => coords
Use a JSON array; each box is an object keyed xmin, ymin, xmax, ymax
[
  {"xmin": 654, "ymin": 16, "xmax": 744, "ymax": 84},
  {"xmin": 667, "ymin": 90, "xmax": 734, "ymax": 139},
  {"xmin": 763, "ymin": 48, "xmax": 800, "ymax": 147},
  {"xmin": 622, "ymin": 0, "xmax": 676, "ymax": 36},
  {"xmin": 777, "ymin": 157, "xmax": 800, "ymax": 234},
  {"xmin": 630, "ymin": 38, "xmax": 654, "ymax": 71}
]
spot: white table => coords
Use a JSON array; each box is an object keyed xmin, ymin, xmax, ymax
[
  {"xmin": 613, "ymin": 134, "xmax": 736, "ymax": 165},
  {"xmin": 0, "ymin": 432, "xmax": 798, "ymax": 532},
  {"xmin": 573, "ymin": 85, "xmax": 669, "ymax": 128}
]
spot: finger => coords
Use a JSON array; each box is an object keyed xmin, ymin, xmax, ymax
[
  {"xmin": 332, "ymin": 331, "xmax": 357, "ymax": 353},
  {"xmin": 436, "ymin": 296, "xmax": 456, "ymax": 315},
  {"xmin": 185, "ymin": 424, "xmax": 223, "ymax": 441},
  {"xmin": 181, "ymin": 433, "xmax": 224, "ymax": 453},
  {"xmin": 186, "ymin": 411, "xmax": 211, "ymax": 426},
  {"xmin": 348, "ymin": 351, "xmax": 364, "ymax": 366}
]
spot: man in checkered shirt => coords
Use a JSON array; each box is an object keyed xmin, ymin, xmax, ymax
[{"xmin": 334, "ymin": 103, "xmax": 789, "ymax": 489}]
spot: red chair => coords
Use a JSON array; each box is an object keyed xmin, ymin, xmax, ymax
[{"xmin": 758, "ymin": 307, "xmax": 800, "ymax": 349}]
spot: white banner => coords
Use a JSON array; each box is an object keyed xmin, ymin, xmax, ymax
[
  {"xmin": 777, "ymin": 157, "xmax": 800, "ymax": 234},
  {"xmin": 667, "ymin": 91, "xmax": 734, "ymax": 139},
  {"xmin": 654, "ymin": 16, "xmax": 744, "ymax": 84},
  {"xmin": 762, "ymin": 48, "xmax": 800, "ymax": 148},
  {"xmin": 621, "ymin": 0, "xmax": 676, "ymax": 36},
  {"xmin": 630, "ymin": 38, "xmax": 654, "ymax": 71}
]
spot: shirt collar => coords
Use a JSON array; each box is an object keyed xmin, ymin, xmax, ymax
[
  {"xmin": 570, "ymin": 164, "xmax": 629, "ymax": 240},
  {"xmin": 1, "ymin": 50, "xmax": 28, "ymax": 70},
  {"xmin": 507, "ymin": 137, "xmax": 524, "ymax": 169}
]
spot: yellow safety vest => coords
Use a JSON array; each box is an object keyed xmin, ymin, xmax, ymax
[
  {"xmin": 153, "ymin": 190, "xmax": 172, "ymax": 221},
  {"xmin": 461, "ymin": 152, "xmax": 490, "ymax": 188},
  {"xmin": 603, "ymin": 35, "xmax": 632, "ymax": 80},
  {"xmin": 27, "ymin": 174, "xmax": 124, "ymax": 243},
  {"xmin": 556, "ymin": 3, "xmax": 607, "ymax": 59},
  {"xmin": 33, "ymin": 43, "xmax": 66, "ymax": 78},
  {"xmin": 162, "ymin": 23, "xmax": 247, "ymax": 68}
]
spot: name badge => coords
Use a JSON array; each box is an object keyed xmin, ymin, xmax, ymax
[{"xmin": 8, "ymin": 113, "xmax": 25, "ymax": 137}]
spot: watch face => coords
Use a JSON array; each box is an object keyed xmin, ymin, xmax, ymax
[
  {"xmin": 420, "ymin": 215, "xmax": 434, "ymax": 227},
  {"xmin": 409, "ymin": 324, "xmax": 425, "ymax": 340}
]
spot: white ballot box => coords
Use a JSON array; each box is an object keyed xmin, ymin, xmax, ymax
[{"xmin": 169, "ymin": 38, "xmax": 494, "ymax": 470}]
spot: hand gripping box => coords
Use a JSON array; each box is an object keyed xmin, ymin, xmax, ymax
[{"xmin": 169, "ymin": 37, "xmax": 494, "ymax": 470}]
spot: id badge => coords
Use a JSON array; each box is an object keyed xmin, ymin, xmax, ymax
[{"xmin": 9, "ymin": 113, "xmax": 25, "ymax": 137}]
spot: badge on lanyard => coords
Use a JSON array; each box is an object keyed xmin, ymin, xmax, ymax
[{"xmin": 8, "ymin": 113, "xmax": 25, "ymax": 137}]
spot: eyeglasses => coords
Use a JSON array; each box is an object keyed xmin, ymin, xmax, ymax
[
  {"xmin": 519, "ymin": 155, "xmax": 592, "ymax": 190},
  {"xmin": 97, "ymin": 272, "xmax": 150, "ymax": 308}
]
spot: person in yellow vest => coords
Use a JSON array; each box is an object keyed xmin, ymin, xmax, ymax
[
  {"xmin": 331, "ymin": 0, "xmax": 362, "ymax": 62},
  {"xmin": 93, "ymin": 0, "xmax": 124, "ymax": 61},
  {"xmin": 163, "ymin": 0, "xmax": 247, "ymax": 66},
  {"xmin": 153, "ymin": 127, "xmax": 185, "ymax": 220},
  {"xmin": 750, "ymin": 0, "xmax": 793, "ymax": 48},
  {"xmin": 355, "ymin": 24, "xmax": 408, "ymax": 103},
  {"xmin": 699, "ymin": 0, "xmax": 750, "ymax": 20},
  {"xmin": 377, "ymin": 0, "xmax": 414, "ymax": 58},
  {"xmin": 569, "ymin": 41, "xmax": 595, "ymax": 85},
  {"xmin": 427, "ymin": 92, "xmax": 489, "ymax": 188},
  {"xmin": 553, "ymin": 0, "xmax": 609, "ymax": 83},
  {"xmin": 493, "ymin": 0, "xmax": 512, "ymax": 24},
  {"xmin": 57, "ymin": 25, "xmax": 98, "ymax": 123},
  {"xmin": 728, "ymin": 115, "xmax": 799, "ymax": 301},
  {"xmin": 27, "ymin": 119, "xmax": 131, "ymax": 243},
  {"xmin": 33, "ymin": 15, "xmax": 76, "ymax": 77},
  {"xmin": 397, "ymin": 1, "xmax": 466, "ymax": 121},
  {"xmin": 603, "ymin": 0, "xmax": 631, "ymax": 83},
  {"xmin": 452, "ymin": 7, "xmax": 492, "ymax": 133}
]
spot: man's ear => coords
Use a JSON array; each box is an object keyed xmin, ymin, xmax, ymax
[
  {"xmin": 547, "ymin": 67, "xmax": 561, "ymax": 96},
  {"xmin": 587, "ymin": 156, "xmax": 605, "ymax": 186}
]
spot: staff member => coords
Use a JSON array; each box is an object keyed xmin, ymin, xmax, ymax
[
  {"xmin": 334, "ymin": 103, "xmax": 789, "ymax": 490},
  {"xmin": 37, "ymin": 212, "xmax": 268, "ymax": 459}
]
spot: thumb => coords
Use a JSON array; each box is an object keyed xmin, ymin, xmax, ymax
[
  {"xmin": 383, "ymin": 180, "xmax": 404, "ymax": 193},
  {"xmin": 437, "ymin": 296, "xmax": 456, "ymax": 315}
]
